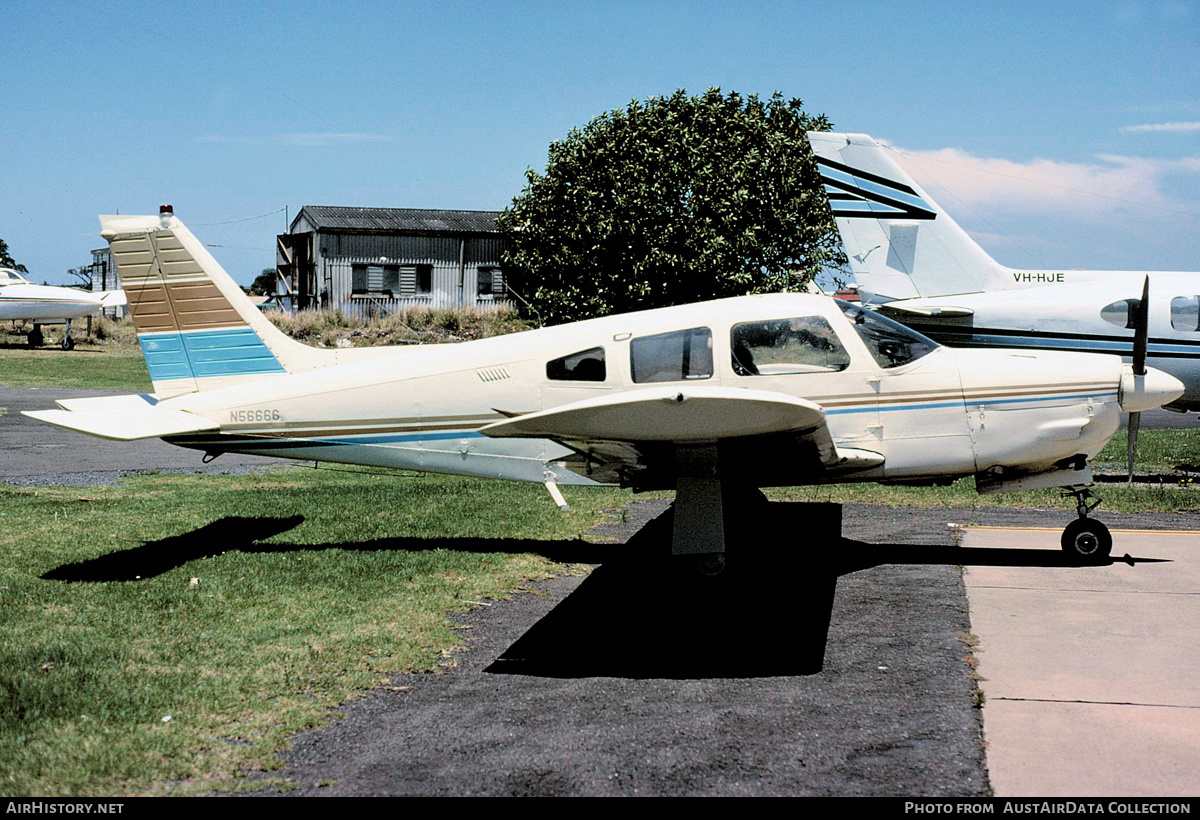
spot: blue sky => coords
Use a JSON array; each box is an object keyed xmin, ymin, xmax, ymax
[{"xmin": 3, "ymin": 0, "xmax": 1198, "ymax": 285}]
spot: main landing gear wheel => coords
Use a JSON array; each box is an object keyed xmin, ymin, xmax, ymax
[
  {"xmin": 694, "ymin": 553, "xmax": 726, "ymax": 577},
  {"xmin": 27, "ymin": 327, "xmax": 43, "ymax": 348},
  {"xmin": 60, "ymin": 335, "xmax": 74, "ymax": 351},
  {"xmin": 1061, "ymin": 518, "xmax": 1112, "ymax": 560}
]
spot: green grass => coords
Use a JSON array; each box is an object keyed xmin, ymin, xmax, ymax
[
  {"xmin": 1095, "ymin": 429, "xmax": 1200, "ymax": 473},
  {"xmin": 0, "ymin": 348, "xmax": 152, "ymax": 391},
  {"xmin": 772, "ymin": 475, "xmax": 1200, "ymax": 514},
  {"xmin": 0, "ymin": 469, "xmax": 630, "ymax": 796}
]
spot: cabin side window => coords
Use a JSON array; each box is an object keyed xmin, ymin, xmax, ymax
[
  {"xmin": 630, "ymin": 327, "xmax": 713, "ymax": 383},
  {"xmin": 1171, "ymin": 296, "xmax": 1200, "ymax": 332},
  {"xmin": 730, "ymin": 317, "xmax": 851, "ymax": 376},
  {"xmin": 547, "ymin": 347, "xmax": 606, "ymax": 381}
]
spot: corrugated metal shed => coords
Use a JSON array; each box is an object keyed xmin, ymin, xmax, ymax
[
  {"xmin": 280, "ymin": 205, "xmax": 511, "ymax": 314},
  {"xmin": 292, "ymin": 207, "xmax": 500, "ymax": 235}
]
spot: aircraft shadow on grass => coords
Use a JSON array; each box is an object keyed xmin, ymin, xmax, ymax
[
  {"xmin": 38, "ymin": 514, "xmax": 612, "ymax": 583},
  {"xmin": 40, "ymin": 503, "xmax": 1169, "ymax": 680}
]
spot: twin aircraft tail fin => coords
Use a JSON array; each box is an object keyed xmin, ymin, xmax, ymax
[
  {"xmin": 807, "ymin": 132, "xmax": 1014, "ymax": 302},
  {"xmin": 101, "ymin": 208, "xmax": 329, "ymax": 397}
]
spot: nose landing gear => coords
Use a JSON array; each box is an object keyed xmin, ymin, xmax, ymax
[{"xmin": 1062, "ymin": 487, "xmax": 1112, "ymax": 560}]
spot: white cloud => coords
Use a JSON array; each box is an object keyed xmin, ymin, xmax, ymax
[
  {"xmin": 884, "ymin": 142, "xmax": 1199, "ymax": 218},
  {"xmin": 196, "ymin": 133, "xmax": 393, "ymax": 146},
  {"xmin": 1121, "ymin": 121, "xmax": 1200, "ymax": 133}
]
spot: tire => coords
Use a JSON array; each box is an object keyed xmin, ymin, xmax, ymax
[
  {"xmin": 1061, "ymin": 518, "xmax": 1112, "ymax": 560},
  {"xmin": 61, "ymin": 336, "xmax": 74, "ymax": 351}
]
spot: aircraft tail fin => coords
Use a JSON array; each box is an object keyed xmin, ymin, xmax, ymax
[
  {"xmin": 100, "ymin": 207, "xmax": 330, "ymax": 397},
  {"xmin": 807, "ymin": 132, "xmax": 1014, "ymax": 302}
]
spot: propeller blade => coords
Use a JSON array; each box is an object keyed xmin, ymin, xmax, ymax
[
  {"xmin": 1127, "ymin": 411, "xmax": 1141, "ymax": 486},
  {"xmin": 1132, "ymin": 275, "xmax": 1150, "ymax": 376}
]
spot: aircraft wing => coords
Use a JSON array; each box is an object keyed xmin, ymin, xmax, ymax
[
  {"xmin": 481, "ymin": 386, "xmax": 883, "ymax": 485},
  {"xmin": 22, "ymin": 394, "xmax": 218, "ymax": 441}
]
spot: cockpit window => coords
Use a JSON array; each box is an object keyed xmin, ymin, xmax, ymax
[
  {"xmin": 631, "ymin": 327, "xmax": 713, "ymax": 383},
  {"xmin": 837, "ymin": 301, "xmax": 938, "ymax": 368},
  {"xmin": 0, "ymin": 268, "xmax": 29, "ymax": 286},
  {"xmin": 1101, "ymin": 299, "xmax": 1138, "ymax": 329},
  {"xmin": 731, "ymin": 317, "xmax": 850, "ymax": 375},
  {"xmin": 547, "ymin": 347, "xmax": 606, "ymax": 381}
]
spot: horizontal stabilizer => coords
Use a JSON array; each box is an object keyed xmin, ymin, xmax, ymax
[
  {"xmin": 99, "ymin": 290, "xmax": 127, "ymax": 308},
  {"xmin": 53, "ymin": 394, "xmax": 161, "ymax": 413},
  {"xmin": 481, "ymin": 386, "xmax": 826, "ymax": 443},
  {"xmin": 23, "ymin": 395, "xmax": 218, "ymax": 441}
]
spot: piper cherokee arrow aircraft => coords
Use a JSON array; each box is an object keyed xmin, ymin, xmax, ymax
[
  {"xmin": 24, "ymin": 208, "xmax": 1184, "ymax": 565},
  {"xmin": 0, "ymin": 266, "xmax": 126, "ymax": 349},
  {"xmin": 807, "ymin": 131, "xmax": 1200, "ymax": 414}
]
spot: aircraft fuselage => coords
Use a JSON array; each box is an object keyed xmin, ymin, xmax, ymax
[{"xmin": 151, "ymin": 293, "xmax": 1132, "ymax": 491}]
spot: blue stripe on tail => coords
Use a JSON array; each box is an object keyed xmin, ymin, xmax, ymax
[{"xmin": 139, "ymin": 328, "xmax": 286, "ymax": 382}]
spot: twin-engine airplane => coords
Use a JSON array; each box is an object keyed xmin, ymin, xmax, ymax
[
  {"xmin": 25, "ymin": 208, "xmax": 1185, "ymax": 565},
  {"xmin": 1, "ymin": 267, "xmax": 126, "ymax": 350},
  {"xmin": 807, "ymin": 131, "xmax": 1200, "ymax": 413}
]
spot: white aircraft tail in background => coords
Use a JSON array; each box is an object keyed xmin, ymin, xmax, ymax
[{"xmin": 807, "ymin": 131, "xmax": 1200, "ymax": 414}]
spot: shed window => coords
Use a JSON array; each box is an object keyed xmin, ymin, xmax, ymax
[
  {"xmin": 399, "ymin": 265, "xmax": 433, "ymax": 296},
  {"xmin": 631, "ymin": 327, "xmax": 713, "ymax": 383},
  {"xmin": 1171, "ymin": 296, "xmax": 1200, "ymax": 332},
  {"xmin": 478, "ymin": 266, "xmax": 505, "ymax": 299},
  {"xmin": 547, "ymin": 347, "xmax": 606, "ymax": 381},
  {"xmin": 731, "ymin": 316, "xmax": 851, "ymax": 375},
  {"xmin": 352, "ymin": 264, "xmax": 400, "ymax": 297}
]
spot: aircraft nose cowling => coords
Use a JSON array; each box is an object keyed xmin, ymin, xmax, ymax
[{"xmin": 1119, "ymin": 366, "xmax": 1185, "ymax": 413}]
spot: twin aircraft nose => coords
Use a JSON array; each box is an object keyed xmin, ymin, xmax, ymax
[{"xmin": 1119, "ymin": 366, "xmax": 1185, "ymax": 413}]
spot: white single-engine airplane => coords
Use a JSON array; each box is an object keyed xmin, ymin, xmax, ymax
[
  {"xmin": 25, "ymin": 208, "xmax": 1185, "ymax": 564},
  {"xmin": 0, "ymin": 267, "xmax": 126, "ymax": 349}
]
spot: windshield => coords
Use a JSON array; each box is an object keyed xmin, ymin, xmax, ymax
[
  {"xmin": 0, "ymin": 268, "xmax": 30, "ymax": 286},
  {"xmin": 836, "ymin": 300, "xmax": 939, "ymax": 368}
]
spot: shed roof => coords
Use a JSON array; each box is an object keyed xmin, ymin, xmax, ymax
[{"xmin": 293, "ymin": 206, "xmax": 501, "ymax": 235}]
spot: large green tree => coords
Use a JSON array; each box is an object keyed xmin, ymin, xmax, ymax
[{"xmin": 498, "ymin": 88, "xmax": 846, "ymax": 325}]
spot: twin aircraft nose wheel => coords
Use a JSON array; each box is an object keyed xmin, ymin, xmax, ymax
[{"xmin": 1062, "ymin": 488, "xmax": 1112, "ymax": 560}]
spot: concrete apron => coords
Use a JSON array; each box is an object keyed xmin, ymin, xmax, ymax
[{"xmin": 960, "ymin": 526, "xmax": 1200, "ymax": 797}]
